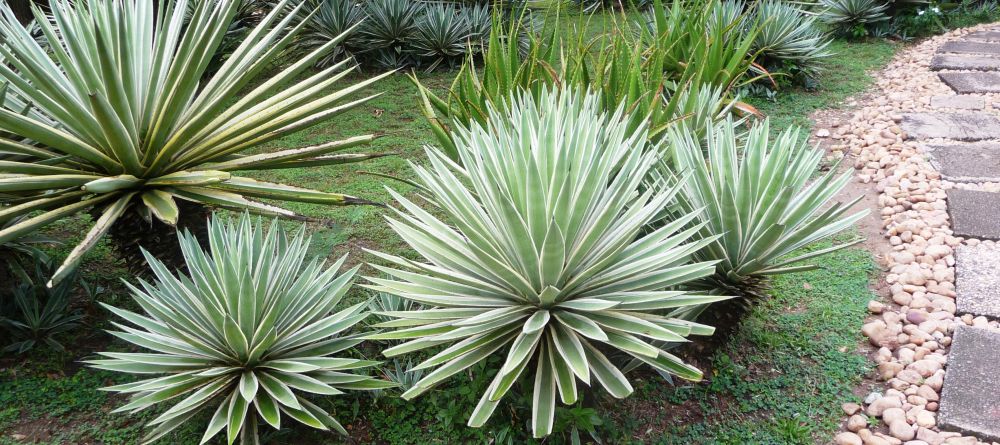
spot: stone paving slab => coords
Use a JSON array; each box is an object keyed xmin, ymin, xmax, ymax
[
  {"xmin": 939, "ymin": 72, "xmax": 1000, "ymax": 93},
  {"xmin": 939, "ymin": 41, "xmax": 1000, "ymax": 55},
  {"xmin": 948, "ymin": 189, "xmax": 1000, "ymax": 239},
  {"xmin": 966, "ymin": 30, "xmax": 1000, "ymax": 41},
  {"xmin": 931, "ymin": 95, "xmax": 986, "ymax": 110},
  {"xmin": 925, "ymin": 143, "xmax": 1000, "ymax": 182},
  {"xmin": 931, "ymin": 54, "xmax": 1000, "ymax": 71},
  {"xmin": 901, "ymin": 113, "xmax": 1000, "ymax": 141},
  {"xmin": 955, "ymin": 244, "xmax": 1000, "ymax": 318},
  {"xmin": 939, "ymin": 325, "xmax": 1000, "ymax": 442}
]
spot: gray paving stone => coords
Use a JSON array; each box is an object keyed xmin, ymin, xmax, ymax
[
  {"xmin": 939, "ymin": 325, "xmax": 1000, "ymax": 442},
  {"xmin": 931, "ymin": 95, "xmax": 986, "ymax": 110},
  {"xmin": 948, "ymin": 189, "xmax": 1000, "ymax": 240},
  {"xmin": 939, "ymin": 72, "xmax": 1000, "ymax": 93},
  {"xmin": 939, "ymin": 41, "xmax": 1000, "ymax": 55},
  {"xmin": 931, "ymin": 54, "xmax": 1000, "ymax": 71},
  {"xmin": 901, "ymin": 113, "xmax": 1000, "ymax": 141},
  {"xmin": 925, "ymin": 143, "xmax": 1000, "ymax": 182},
  {"xmin": 965, "ymin": 30, "xmax": 1000, "ymax": 41},
  {"xmin": 955, "ymin": 243, "xmax": 1000, "ymax": 318}
]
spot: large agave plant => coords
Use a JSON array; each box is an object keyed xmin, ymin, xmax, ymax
[
  {"xmin": 750, "ymin": 0, "xmax": 832, "ymax": 78},
  {"xmin": 0, "ymin": 0, "xmax": 389, "ymax": 284},
  {"xmin": 652, "ymin": 119, "xmax": 867, "ymax": 297},
  {"xmin": 89, "ymin": 214, "xmax": 392, "ymax": 445},
  {"xmin": 411, "ymin": 3, "xmax": 473, "ymax": 71},
  {"xmin": 366, "ymin": 89, "xmax": 726, "ymax": 437},
  {"xmin": 820, "ymin": 0, "xmax": 890, "ymax": 36}
]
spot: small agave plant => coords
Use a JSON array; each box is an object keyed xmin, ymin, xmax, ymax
[
  {"xmin": 366, "ymin": 88, "xmax": 727, "ymax": 437},
  {"xmin": 647, "ymin": 118, "xmax": 866, "ymax": 324},
  {"xmin": 89, "ymin": 214, "xmax": 393, "ymax": 444}
]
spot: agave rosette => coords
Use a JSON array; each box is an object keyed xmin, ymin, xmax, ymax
[
  {"xmin": 365, "ymin": 89, "xmax": 727, "ymax": 437},
  {"xmin": 89, "ymin": 215, "xmax": 393, "ymax": 445},
  {"xmin": 0, "ymin": 0, "xmax": 389, "ymax": 284},
  {"xmin": 652, "ymin": 118, "xmax": 868, "ymax": 290}
]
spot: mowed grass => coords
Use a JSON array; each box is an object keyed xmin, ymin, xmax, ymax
[{"xmin": 2, "ymin": 29, "xmax": 898, "ymax": 445}]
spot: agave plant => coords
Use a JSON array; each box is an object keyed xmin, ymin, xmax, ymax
[
  {"xmin": 89, "ymin": 214, "xmax": 393, "ymax": 444},
  {"xmin": 359, "ymin": 0, "xmax": 420, "ymax": 52},
  {"xmin": 189, "ymin": 0, "xmax": 276, "ymax": 75},
  {"xmin": 652, "ymin": 118, "xmax": 867, "ymax": 300},
  {"xmin": 293, "ymin": 0, "xmax": 367, "ymax": 68},
  {"xmin": 0, "ymin": 0, "xmax": 389, "ymax": 284},
  {"xmin": 365, "ymin": 89, "xmax": 726, "ymax": 437},
  {"xmin": 462, "ymin": 2, "xmax": 492, "ymax": 48},
  {"xmin": 750, "ymin": 0, "xmax": 832, "ymax": 78},
  {"xmin": 820, "ymin": 0, "xmax": 890, "ymax": 36},
  {"xmin": 0, "ymin": 259, "xmax": 83, "ymax": 354},
  {"xmin": 411, "ymin": 3, "xmax": 473, "ymax": 71}
]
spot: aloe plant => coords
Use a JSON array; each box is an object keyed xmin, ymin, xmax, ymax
[
  {"xmin": 366, "ymin": 89, "xmax": 726, "ymax": 437},
  {"xmin": 411, "ymin": 0, "xmax": 754, "ymax": 164},
  {"xmin": 0, "ymin": 0, "xmax": 389, "ymax": 284},
  {"xmin": 90, "ymin": 214, "xmax": 393, "ymax": 444}
]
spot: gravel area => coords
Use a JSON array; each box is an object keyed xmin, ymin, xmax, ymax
[{"xmin": 827, "ymin": 23, "xmax": 1000, "ymax": 445}]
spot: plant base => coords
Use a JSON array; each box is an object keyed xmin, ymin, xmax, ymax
[{"xmin": 105, "ymin": 200, "xmax": 212, "ymax": 276}]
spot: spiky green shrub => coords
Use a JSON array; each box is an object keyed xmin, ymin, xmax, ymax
[
  {"xmin": 820, "ymin": 0, "xmax": 890, "ymax": 37},
  {"xmin": 294, "ymin": 0, "xmax": 367, "ymax": 67},
  {"xmin": 750, "ymin": 0, "xmax": 833, "ymax": 79},
  {"xmin": 462, "ymin": 2, "xmax": 492, "ymax": 47},
  {"xmin": 412, "ymin": 4, "xmax": 742, "ymax": 163},
  {"xmin": 652, "ymin": 119, "xmax": 867, "ymax": 297},
  {"xmin": 359, "ymin": 0, "xmax": 420, "ymax": 53},
  {"xmin": 0, "ymin": 0, "xmax": 389, "ymax": 284},
  {"xmin": 89, "ymin": 214, "xmax": 392, "ymax": 444},
  {"xmin": 0, "ymin": 259, "xmax": 82, "ymax": 354},
  {"xmin": 411, "ymin": 3, "xmax": 473, "ymax": 71},
  {"xmin": 643, "ymin": 0, "xmax": 762, "ymax": 92},
  {"xmin": 366, "ymin": 89, "xmax": 726, "ymax": 437}
]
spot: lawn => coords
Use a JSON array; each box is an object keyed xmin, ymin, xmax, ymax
[{"xmin": 0, "ymin": 27, "xmax": 898, "ymax": 445}]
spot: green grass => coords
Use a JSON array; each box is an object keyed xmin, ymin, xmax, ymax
[
  {"xmin": 602, "ymin": 235, "xmax": 877, "ymax": 444},
  {"xmin": 1, "ymin": 20, "xmax": 899, "ymax": 445},
  {"xmin": 747, "ymin": 38, "xmax": 898, "ymax": 135}
]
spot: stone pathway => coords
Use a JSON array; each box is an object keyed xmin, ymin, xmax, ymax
[
  {"xmin": 830, "ymin": 23, "xmax": 1000, "ymax": 445},
  {"xmin": 896, "ymin": 24, "xmax": 1000, "ymax": 444}
]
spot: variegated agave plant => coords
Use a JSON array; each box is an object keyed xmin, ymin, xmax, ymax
[
  {"xmin": 89, "ymin": 214, "xmax": 392, "ymax": 445},
  {"xmin": 652, "ymin": 118, "xmax": 866, "ymax": 291},
  {"xmin": 0, "ymin": 0, "xmax": 389, "ymax": 284},
  {"xmin": 366, "ymin": 88, "xmax": 727, "ymax": 437}
]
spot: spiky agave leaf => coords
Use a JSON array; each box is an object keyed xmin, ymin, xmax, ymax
[
  {"xmin": 410, "ymin": 2, "xmax": 472, "ymax": 72},
  {"xmin": 364, "ymin": 88, "xmax": 727, "ymax": 438},
  {"xmin": 290, "ymin": 0, "xmax": 367, "ymax": 68},
  {"xmin": 358, "ymin": 0, "xmax": 420, "ymax": 51},
  {"xmin": 0, "ymin": 0, "xmax": 389, "ymax": 285},
  {"xmin": 89, "ymin": 214, "xmax": 393, "ymax": 445},
  {"xmin": 749, "ymin": 0, "xmax": 833, "ymax": 78},
  {"xmin": 651, "ymin": 118, "xmax": 868, "ymax": 293},
  {"xmin": 819, "ymin": 0, "xmax": 890, "ymax": 35}
]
